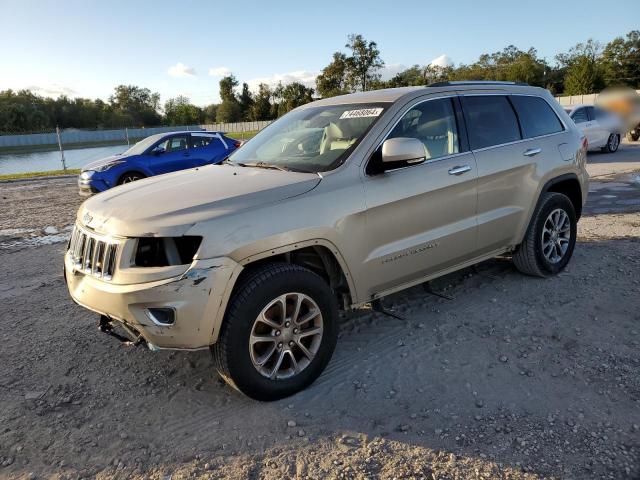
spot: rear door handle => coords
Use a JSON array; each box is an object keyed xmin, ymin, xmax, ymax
[
  {"xmin": 448, "ymin": 165, "xmax": 471, "ymax": 175},
  {"xmin": 523, "ymin": 148, "xmax": 542, "ymax": 157}
]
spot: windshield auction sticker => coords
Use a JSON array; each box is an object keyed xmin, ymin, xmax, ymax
[{"xmin": 339, "ymin": 108, "xmax": 384, "ymax": 119}]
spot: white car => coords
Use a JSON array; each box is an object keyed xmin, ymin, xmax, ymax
[{"xmin": 564, "ymin": 105, "xmax": 624, "ymax": 153}]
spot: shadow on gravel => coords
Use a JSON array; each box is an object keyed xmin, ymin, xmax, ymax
[{"xmin": 1, "ymin": 238, "xmax": 639, "ymax": 479}]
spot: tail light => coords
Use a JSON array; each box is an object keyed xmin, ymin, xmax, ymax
[
  {"xmin": 234, "ymin": 140, "xmax": 244, "ymax": 148},
  {"xmin": 581, "ymin": 136, "xmax": 588, "ymax": 150}
]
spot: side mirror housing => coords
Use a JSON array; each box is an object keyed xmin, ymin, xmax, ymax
[
  {"xmin": 381, "ymin": 137, "xmax": 425, "ymax": 166},
  {"xmin": 152, "ymin": 147, "xmax": 165, "ymax": 156}
]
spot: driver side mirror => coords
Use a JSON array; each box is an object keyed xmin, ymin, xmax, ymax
[
  {"xmin": 381, "ymin": 137, "xmax": 425, "ymax": 165},
  {"xmin": 152, "ymin": 146, "xmax": 165, "ymax": 155}
]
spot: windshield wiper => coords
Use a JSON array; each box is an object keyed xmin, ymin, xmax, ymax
[{"xmin": 243, "ymin": 162, "xmax": 291, "ymax": 172}]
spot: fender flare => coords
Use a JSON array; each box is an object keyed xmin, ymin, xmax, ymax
[{"xmin": 208, "ymin": 239, "xmax": 357, "ymax": 344}]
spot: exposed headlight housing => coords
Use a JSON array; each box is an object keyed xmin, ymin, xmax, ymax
[
  {"xmin": 79, "ymin": 170, "xmax": 95, "ymax": 179},
  {"xmin": 95, "ymin": 160, "xmax": 127, "ymax": 172},
  {"xmin": 134, "ymin": 236, "xmax": 202, "ymax": 267}
]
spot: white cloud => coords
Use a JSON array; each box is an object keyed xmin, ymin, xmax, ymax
[
  {"xmin": 208, "ymin": 66, "xmax": 232, "ymax": 77},
  {"xmin": 429, "ymin": 54, "xmax": 454, "ymax": 68},
  {"xmin": 245, "ymin": 70, "xmax": 318, "ymax": 91},
  {"xmin": 25, "ymin": 84, "xmax": 77, "ymax": 97},
  {"xmin": 379, "ymin": 63, "xmax": 407, "ymax": 81},
  {"xmin": 168, "ymin": 62, "xmax": 196, "ymax": 77}
]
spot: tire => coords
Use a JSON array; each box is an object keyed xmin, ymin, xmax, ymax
[
  {"xmin": 212, "ymin": 262, "xmax": 338, "ymax": 401},
  {"xmin": 604, "ymin": 133, "xmax": 620, "ymax": 153},
  {"xmin": 118, "ymin": 172, "xmax": 146, "ymax": 185},
  {"xmin": 513, "ymin": 192, "xmax": 577, "ymax": 277}
]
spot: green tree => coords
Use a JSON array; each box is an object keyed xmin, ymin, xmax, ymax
[
  {"xmin": 556, "ymin": 39, "xmax": 604, "ymax": 94},
  {"xmin": 238, "ymin": 83, "xmax": 254, "ymax": 121},
  {"xmin": 249, "ymin": 83, "xmax": 273, "ymax": 121},
  {"xmin": 601, "ymin": 30, "xmax": 640, "ymax": 88},
  {"xmin": 316, "ymin": 52, "xmax": 350, "ymax": 98},
  {"xmin": 202, "ymin": 104, "xmax": 218, "ymax": 124},
  {"xmin": 164, "ymin": 95, "xmax": 203, "ymax": 125},
  {"xmin": 216, "ymin": 75, "xmax": 242, "ymax": 122},
  {"xmin": 109, "ymin": 85, "xmax": 161, "ymax": 126},
  {"xmin": 344, "ymin": 34, "xmax": 384, "ymax": 91},
  {"xmin": 271, "ymin": 82, "xmax": 314, "ymax": 117}
]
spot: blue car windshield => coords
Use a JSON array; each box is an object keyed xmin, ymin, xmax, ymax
[
  {"xmin": 123, "ymin": 133, "xmax": 165, "ymax": 156},
  {"xmin": 227, "ymin": 103, "xmax": 389, "ymax": 173}
]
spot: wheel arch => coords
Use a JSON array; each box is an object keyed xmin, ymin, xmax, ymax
[
  {"xmin": 117, "ymin": 170, "xmax": 148, "ymax": 185},
  {"xmin": 541, "ymin": 173, "xmax": 584, "ymax": 220},
  {"xmin": 209, "ymin": 239, "xmax": 357, "ymax": 344}
]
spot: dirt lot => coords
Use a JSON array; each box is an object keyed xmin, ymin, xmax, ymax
[{"xmin": 1, "ymin": 143, "xmax": 640, "ymax": 480}]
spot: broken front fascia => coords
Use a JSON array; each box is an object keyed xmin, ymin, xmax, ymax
[{"xmin": 65, "ymin": 254, "xmax": 240, "ymax": 349}]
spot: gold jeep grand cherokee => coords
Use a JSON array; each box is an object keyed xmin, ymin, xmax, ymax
[{"xmin": 65, "ymin": 82, "xmax": 588, "ymax": 400}]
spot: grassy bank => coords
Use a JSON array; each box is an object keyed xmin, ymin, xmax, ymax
[
  {"xmin": 0, "ymin": 169, "xmax": 81, "ymax": 181},
  {"xmin": 0, "ymin": 130, "xmax": 260, "ymax": 155}
]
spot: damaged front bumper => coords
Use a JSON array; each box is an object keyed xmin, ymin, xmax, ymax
[{"xmin": 65, "ymin": 252, "xmax": 239, "ymax": 349}]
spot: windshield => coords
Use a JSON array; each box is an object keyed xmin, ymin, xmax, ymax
[
  {"xmin": 123, "ymin": 133, "xmax": 164, "ymax": 156},
  {"xmin": 227, "ymin": 103, "xmax": 389, "ymax": 172}
]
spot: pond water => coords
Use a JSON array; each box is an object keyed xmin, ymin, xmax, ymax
[{"xmin": 0, "ymin": 145, "xmax": 129, "ymax": 174}]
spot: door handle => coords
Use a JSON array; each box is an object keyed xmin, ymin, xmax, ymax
[
  {"xmin": 448, "ymin": 165, "xmax": 471, "ymax": 175},
  {"xmin": 523, "ymin": 147, "xmax": 542, "ymax": 157}
]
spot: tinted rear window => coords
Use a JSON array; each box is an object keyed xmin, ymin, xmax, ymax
[
  {"xmin": 461, "ymin": 96, "xmax": 521, "ymax": 150},
  {"xmin": 510, "ymin": 95, "xmax": 563, "ymax": 138}
]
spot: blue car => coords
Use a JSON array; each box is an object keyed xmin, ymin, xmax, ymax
[{"xmin": 78, "ymin": 131, "xmax": 240, "ymax": 195}]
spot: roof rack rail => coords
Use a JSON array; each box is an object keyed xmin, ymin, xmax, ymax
[{"xmin": 428, "ymin": 81, "xmax": 530, "ymax": 87}]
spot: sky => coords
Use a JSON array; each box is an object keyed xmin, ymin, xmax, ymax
[{"xmin": 0, "ymin": 0, "xmax": 638, "ymax": 106}]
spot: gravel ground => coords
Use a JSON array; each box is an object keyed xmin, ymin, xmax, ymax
[{"xmin": 1, "ymin": 143, "xmax": 639, "ymax": 479}]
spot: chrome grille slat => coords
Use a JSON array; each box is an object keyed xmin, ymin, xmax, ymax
[{"xmin": 68, "ymin": 225, "xmax": 119, "ymax": 281}]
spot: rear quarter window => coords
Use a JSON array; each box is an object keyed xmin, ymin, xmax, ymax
[
  {"xmin": 510, "ymin": 95, "xmax": 564, "ymax": 138},
  {"xmin": 461, "ymin": 95, "xmax": 521, "ymax": 150},
  {"xmin": 571, "ymin": 108, "xmax": 589, "ymax": 124}
]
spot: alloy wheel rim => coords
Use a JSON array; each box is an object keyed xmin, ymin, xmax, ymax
[
  {"xmin": 541, "ymin": 208, "xmax": 571, "ymax": 263},
  {"xmin": 122, "ymin": 176, "xmax": 138, "ymax": 183},
  {"xmin": 249, "ymin": 292, "xmax": 323, "ymax": 380},
  {"xmin": 609, "ymin": 134, "xmax": 619, "ymax": 151}
]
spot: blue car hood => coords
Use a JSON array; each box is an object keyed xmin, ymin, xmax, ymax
[{"xmin": 82, "ymin": 154, "xmax": 129, "ymax": 171}]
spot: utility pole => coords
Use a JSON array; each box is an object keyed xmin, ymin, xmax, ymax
[
  {"xmin": 56, "ymin": 126, "xmax": 67, "ymax": 172},
  {"xmin": 125, "ymin": 127, "xmax": 130, "ymax": 147}
]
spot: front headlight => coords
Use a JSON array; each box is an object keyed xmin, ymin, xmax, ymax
[
  {"xmin": 79, "ymin": 170, "xmax": 95, "ymax": 179},
  {"xmin": 95, "ymin": 160, "xmax": 126, "ymax": 172}
]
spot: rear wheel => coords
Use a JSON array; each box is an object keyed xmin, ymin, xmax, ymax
[
  {"xmin": 118, "ymin": 172, "xmax": 145, "ymax": 185},
  {"xmin": 212, "ymin": 263, "xmax": 338, "ymax": 401},
  {"xmin": 604, "ymin": 133, "xmax": 620, "ymax": 153},
  {"xmin": 513, "ymin": 192, "xmax": 577, "ymax": 277}
]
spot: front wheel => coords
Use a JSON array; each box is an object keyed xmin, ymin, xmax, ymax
[
  {"xmin": 118, "ymin": 172, "xmax": 146, "ymax": 185},
  {"xmin": 513, "ymin": 192, "xmax": 577, "ymax": 277},
  {"xmin": 212, "ymin": 263, "xmax": 338, "ymax": 401}
]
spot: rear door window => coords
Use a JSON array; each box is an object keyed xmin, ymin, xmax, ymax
[
  {"xmin": 585, "ymin": 106, "xmax": 596, "ymax": 121},
  {"xmin": 461, "ymin": 96, "xmax": 521, "ymax": 150},
  {"xmin": 571, "ymin": 108, "xmax": 589, "ymax": 124},
  {"xmin": 510, "ymin": 95, "xmax": 564, "ymax": 138}
]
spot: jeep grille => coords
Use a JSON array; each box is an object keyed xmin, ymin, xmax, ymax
[{"xmin": 68, "ymin": 225, "xmax": 119, "ymax": 280}]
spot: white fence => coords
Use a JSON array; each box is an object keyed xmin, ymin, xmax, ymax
[
  {"xmin": 555, "ymin": 90, "xmax": 640, "ymax": 107},
  {"xmin": 0, "ymin": 120, "xmax": 274, "ymax": 149}
]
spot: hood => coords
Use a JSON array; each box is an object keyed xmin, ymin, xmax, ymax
[
  {"xmin": 82, "ymin": 154, "xmax": 127, "ymax": 171},
  {"xmin": 78, "ymin": 164, "xmax": 321, "ymax": 237}
]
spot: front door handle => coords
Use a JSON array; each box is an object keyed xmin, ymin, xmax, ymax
[
  {"xmin": 523, "ymin": 147, "xmax": 542, "ymax": 157},
  {"xmin": 448, "ymin": 165, "xmax": 471, "ymax": 176}
]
